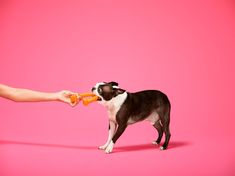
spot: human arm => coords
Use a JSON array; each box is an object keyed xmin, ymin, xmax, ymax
[{"xmin": 0, "ymin": 84, "xmax": 77, "ymax": 106}]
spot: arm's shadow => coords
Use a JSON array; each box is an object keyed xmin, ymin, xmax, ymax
[{"xmin": 0, "ymin": 140, "xmax": 97, "ymax": 150}]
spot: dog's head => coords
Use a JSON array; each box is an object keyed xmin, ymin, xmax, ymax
[{"xmin": 92, "ymin": 82, "xmax": 126, "ymax": 102}]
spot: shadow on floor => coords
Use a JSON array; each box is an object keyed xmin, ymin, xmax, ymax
[
  {"xmin": 0, "ymin": 140, "xmax": 192, "ymax": 152},
  {"xmin": 114, "ymin": 141, "xmax": 192, "ymax": 153},
  {"xmin": 0, "ymin": 140, "xmax": 97, "ymax": 150}
]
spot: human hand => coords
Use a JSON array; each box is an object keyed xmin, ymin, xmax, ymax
[{"xmin": 56, "ymin": 90, "xmax": 80, "ymax": 106}]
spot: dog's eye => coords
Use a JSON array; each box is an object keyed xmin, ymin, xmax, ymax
[{"xmin": 98, "ymin": 87, "xmax": 103, "ymax": 94}]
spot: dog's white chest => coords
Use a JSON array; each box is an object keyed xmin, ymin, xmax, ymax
[
  {"xmin": 107, "ymin": 109, "xmax": 117, "ymax": 122},
  {"xmin": 105, "ymin": 92, "xmax": 127, "ymax": 123},
  {"xmin": 106, "ymin": 103, "xmax": 122, "ymax": 122}
]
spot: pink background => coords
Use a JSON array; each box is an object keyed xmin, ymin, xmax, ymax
[{"xmin": 0, "ymin": 0, "xmax": 235, "ymax": 176}]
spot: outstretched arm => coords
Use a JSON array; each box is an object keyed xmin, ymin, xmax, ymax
[{"xmin": 0, "ymin": 84, "xmax": 76, "ymax": 106}]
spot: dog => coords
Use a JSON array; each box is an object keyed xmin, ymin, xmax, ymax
[{"xmin": 92, "ymin": 82, "xmax": 171, "ymax": 153}]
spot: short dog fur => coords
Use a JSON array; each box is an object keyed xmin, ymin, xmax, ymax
[{"xmin": 92, "ymin": 82, "xmax": 171, "ymax": 153}]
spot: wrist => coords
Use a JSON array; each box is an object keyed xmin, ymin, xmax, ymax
[
  {"xmin": 56, "ymin": 92, "xmax": 62, "ymax": 101},
  {"xmin": 49, "ymin": 92, "xmax": 60, "ymax": 101}
]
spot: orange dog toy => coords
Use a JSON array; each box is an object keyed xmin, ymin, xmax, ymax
[{"xmin": 70, "ymin": 93, "xmax": 99, "ymax": 106}]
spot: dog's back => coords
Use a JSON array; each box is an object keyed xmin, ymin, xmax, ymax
[{"xmin": 117, "ymin": 90, "xmax": 171, "ymax": 150}]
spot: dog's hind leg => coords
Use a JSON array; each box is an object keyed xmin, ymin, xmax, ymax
[
  {"xmin": 152, "ymin": 120, "xmax": 163, "ymax": 145},
  {"xmin": 160, "ymin": 110, "xmax": 171, "ymax": 150}
]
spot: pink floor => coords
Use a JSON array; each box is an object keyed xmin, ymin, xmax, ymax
[
  {"xmin": 0, "ymin": 137, "xmax": 234, "ymax": 176},
  {"xmin": 1, "ymin": 0, "xmax": 235, "ymax": 176}
]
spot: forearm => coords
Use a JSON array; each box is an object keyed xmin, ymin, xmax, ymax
[
  {"xmin": 0, "ymin": 84, "xmax": 59, "ymax": 102},
  {"xmin": 10, "ymin": 89, "xmax": 58, "ymax": 102}
]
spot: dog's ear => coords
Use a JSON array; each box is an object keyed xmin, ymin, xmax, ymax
[
  {"xmin": 114, "ymin": 88, "xmax": 126, "ymax": 96},
  {"xmin": 108, "ymin": 81, "xmax": 119, "ymax": 87}
]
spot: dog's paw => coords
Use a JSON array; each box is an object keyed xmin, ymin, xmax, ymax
[
  {"xmin": 160, "ymin": 146, "xmax": 166, "ymax": 150},
  {"xmin": 105, "ymin": 141, "xmax": 114, "ymax": 154},
  {"xmin": 98, "ymin": 144, "xmax": 107, "ymax": 150},
  {"xmin": 152, "ymin": 141, "xmax": 159, "ymax": 145}
]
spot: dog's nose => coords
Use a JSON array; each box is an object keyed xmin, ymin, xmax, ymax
[{"xmin": 91, "ymin": 87, "xmax": 96, "ymax": 92}]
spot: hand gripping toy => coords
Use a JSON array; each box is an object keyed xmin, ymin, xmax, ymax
[{"xmin": 70, "ymin": 93, "xmax": 99, "ymax": 106}]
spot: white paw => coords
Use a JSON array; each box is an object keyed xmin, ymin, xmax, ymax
[
  {"xmin": 105, "ymin": 141, "xmax": 114, "ymax": 154},
  {"xmin": 98, "ymin": 144, "xmax": 108, "ymax": 150},
  {"xmin": 160, "ymin": 146, "xmax": 165, "ymax": 150},
  {"xmin": 152, "ymin": 141, "xmax": 159, "ymax": 145}
]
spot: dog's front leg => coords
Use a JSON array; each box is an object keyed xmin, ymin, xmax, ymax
[
  {"xmin": 99, "ymin": 120, "xmax": 116, "ymax": 150},
  {"xmin": 105, "ymin": 124, "xmax": 127, "ymax": 154}
]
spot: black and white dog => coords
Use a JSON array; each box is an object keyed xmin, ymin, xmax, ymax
[{"xmin": 92, "ymin": 82, "xmax": 171, "ymax": 153}]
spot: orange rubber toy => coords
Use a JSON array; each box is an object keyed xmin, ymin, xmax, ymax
[{"xmin": 70, "ymin": 93, "xmax": 99, "ymax": 106}]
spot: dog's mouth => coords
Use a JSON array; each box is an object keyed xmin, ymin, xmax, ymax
[{"xmin": 92, "ymin": 90, "xmax": 102, "ymax": 101}]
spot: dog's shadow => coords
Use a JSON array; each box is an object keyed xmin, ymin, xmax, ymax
[
  {"xmin": 0, "ymin": 140, "xmax": 191, "ymax": 152},
  {"xmin": 115, "ymin": 141, "xmax": 191, "ymax": 153}
]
